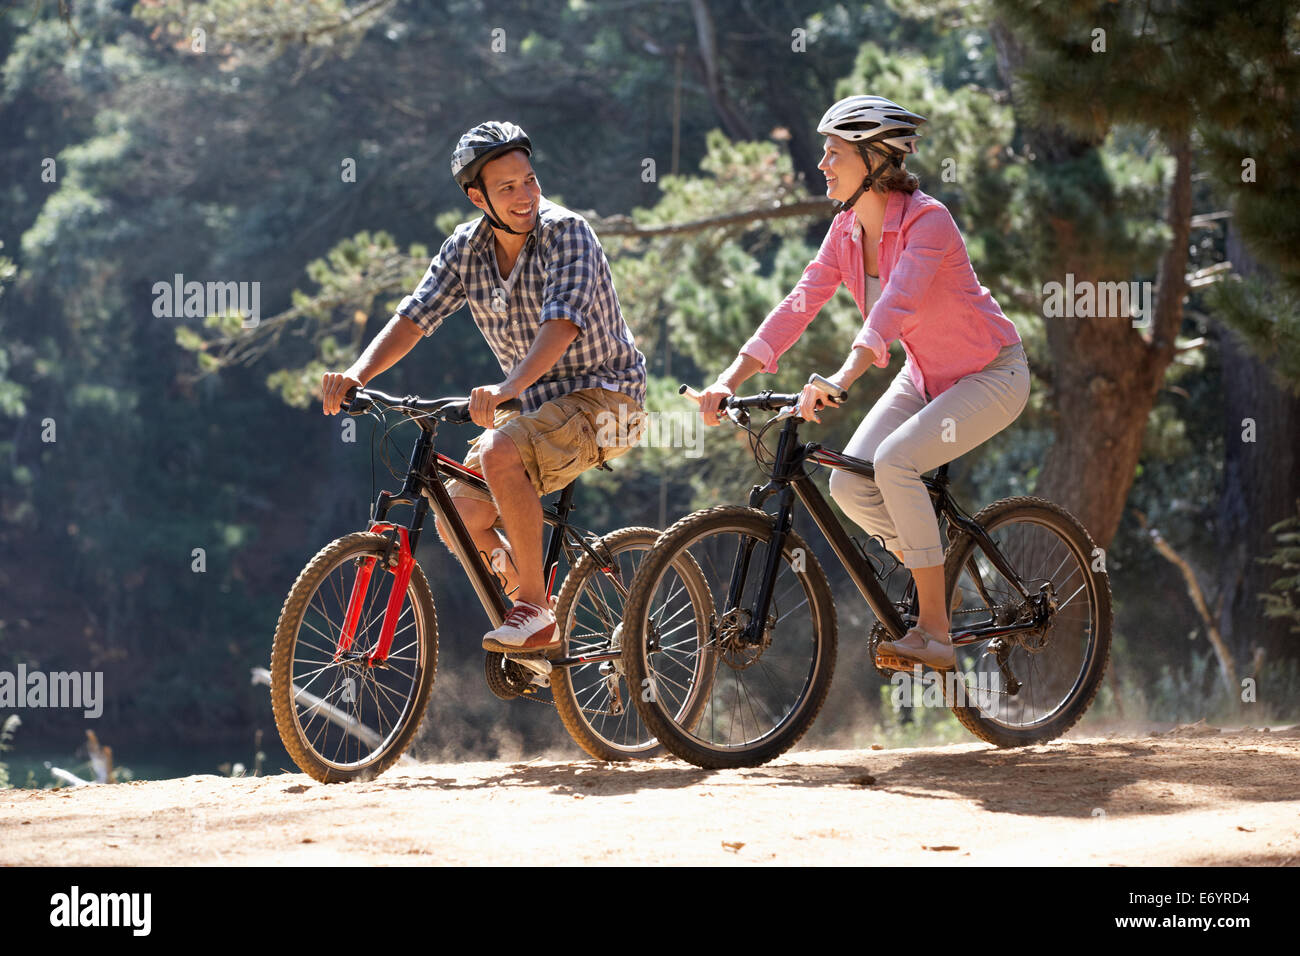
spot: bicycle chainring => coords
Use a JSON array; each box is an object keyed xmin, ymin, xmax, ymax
[{"xmin": 484, "ymin": 651, "xmax": 548, "ymax": 702}]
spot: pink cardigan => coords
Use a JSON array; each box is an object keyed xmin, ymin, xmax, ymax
[{"xmin": 739, "ymin": 188, "xmax": 1021, "ymax": 400}]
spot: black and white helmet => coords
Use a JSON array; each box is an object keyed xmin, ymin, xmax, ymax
[
  {"xmin": 817, "ymin": 95, "xmax": 926, "ymax": 158},
  {"xmin": 450, "ymin": 121, "xmax": 532, "ymax": 194}
]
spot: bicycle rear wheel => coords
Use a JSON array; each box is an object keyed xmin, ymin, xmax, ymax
[
  {"xmin": 943, "ymin": 496, "xmax": 1111, "ymax": 746},
  {"xmin": 550, "ymin": 527, "xmax": 713, "ymax": 760},
  {"xmin": 270, "ymin": 531, "xmax": 437, "ymax": 783},
  {"xmin": 621, "ymin": 506, "xmax": 837, "ymax": 769}
]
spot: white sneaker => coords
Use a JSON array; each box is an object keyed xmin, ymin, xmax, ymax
[{"xmin": 482, "ymin": 600, "xmax": 559, "ymax": 654}]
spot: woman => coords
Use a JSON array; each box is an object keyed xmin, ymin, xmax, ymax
[{"xmin": 697, "ymin": 95, "xmax": 1029, "ymax": 671}]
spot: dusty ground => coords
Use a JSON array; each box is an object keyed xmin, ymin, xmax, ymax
[{"xmin": 3, "ymin": 724, "xmax": 1298, "ymax": 866}]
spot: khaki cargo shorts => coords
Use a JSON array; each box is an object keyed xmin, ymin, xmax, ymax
[{"xmin": 445, "ymin": 387, "xmax": 647, "ymax": 504}]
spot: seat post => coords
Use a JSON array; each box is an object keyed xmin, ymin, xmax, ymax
[{"xmin": 553, "ymin": 481, "xmax": 578, "ymax": 521}]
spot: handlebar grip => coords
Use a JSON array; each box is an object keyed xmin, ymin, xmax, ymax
[
  {"xmin": 341, "ymin": 385, "xmax": 373, "ymax": 416},
  {"xmin": 808, "ymin": 373, "xmax": 848, "ymax": 405}
]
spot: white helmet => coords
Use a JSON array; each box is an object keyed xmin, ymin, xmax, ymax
[{"xmin": 817, "ymin": 95, "xmax": 926, "ymax": 157}]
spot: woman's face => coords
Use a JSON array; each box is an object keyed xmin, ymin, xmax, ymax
[{"xmin": 817, "ymin": 135, "xmax": 869, "ymax": 204}]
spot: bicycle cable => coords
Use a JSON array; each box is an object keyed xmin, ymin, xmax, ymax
[
  {"xmin": 748, "ymin": 412, "xmax": 783, "ymax": 471},
  {"xmin": 362, "ymin": 402, "xmax": 444, "ymax": 521}
]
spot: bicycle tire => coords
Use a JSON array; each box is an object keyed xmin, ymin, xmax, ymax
[
  {"xmin": 270, "ymin": 531, "xmax": 437, "ymax": 783},
  {"xmin": 621, "ymin": 506, "xmax": 837, "ymax": 769},
  {"xmin": 942, "ymin": 496, "xmax": 1112, "ymax": 747},
  {"xmin": 550, "ymin": 527, "xmax": 714, "ymax": 761}
]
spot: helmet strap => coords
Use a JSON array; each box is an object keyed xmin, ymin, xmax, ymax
[
  {"xmin": 474, "ymin": 176, "xmax": 525, "ymax": 236},
  {"xmin": 831, "ymin": 146, "xmax": 895, "ymax": 214}
]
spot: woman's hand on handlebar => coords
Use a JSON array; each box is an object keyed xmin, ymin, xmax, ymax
[
  {"xmin": 322, "ymin": 371, "xmax": 363, "ymax": 416},
  {"xmin": 794, "ymin": 373, "xmax": 848, "ymax": 424}
]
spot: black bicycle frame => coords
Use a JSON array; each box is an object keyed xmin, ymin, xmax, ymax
[
  {"xmin": 735, "ymin": 413, "xmax": 1042, "ymax": 647},
  {"xmin": 367, "ymin": 410, "xmax": 625, "ymax": 668}
]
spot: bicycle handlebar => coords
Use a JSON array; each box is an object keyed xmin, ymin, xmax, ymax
[
  {"xmin": 679, "ymin": 373, "xmax": 848, "ymax": 416},
  {"xmin": 342, "ymin": 386, "xmax": 523, "ymax": 423}
]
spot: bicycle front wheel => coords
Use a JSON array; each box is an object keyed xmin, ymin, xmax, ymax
[
  {"xmin": 621, "ymin": 506, "xmax": 837, "ymax": 769},
  {"xmin": 270, "ymin": 531, "xmax": 437, "ymax": 783},
  {"xmin": 943, "ymin": 496, "xmax": 1112, "ymax": 747},
  {"xmin": 550, "ymin": 527, "xmax": 713, "ymax": 761}
]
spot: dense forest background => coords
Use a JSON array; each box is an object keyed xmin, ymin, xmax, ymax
[{"xmin": 2, "ymin": 0, "xmax": 1298, "ymax": 783}]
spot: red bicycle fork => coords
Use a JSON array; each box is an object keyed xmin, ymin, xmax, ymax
[{"xmin": 334, "ymin": 523, "xmax": 415, "ymax": 666}]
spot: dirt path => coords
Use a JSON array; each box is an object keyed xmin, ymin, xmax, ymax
[{"xmin": 4, "ymin": 727, "xmax": 1299, "ymax": 866}]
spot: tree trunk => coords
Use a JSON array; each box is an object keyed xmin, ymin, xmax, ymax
[
  {"xmin": 991, "ymin": 19, "xmax": 1191, "ymax": 551},
  {"xmin": 1214, "ymin": 225, "xmax": 1300, "ymax": 665},
  {"xmin": 687, "ymin": 0, "xmax": 754, "ymax": 143}
]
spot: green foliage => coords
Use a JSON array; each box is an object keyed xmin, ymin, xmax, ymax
[
  {"xmin": 1205, "ymin": 276, "xmax": 1300, "ymax": 395},
  {"xmin": 133, "ymin": 0, "xmax": 387, "ymax": 59},
  {"xmin": 1258, "ymin": 502, "xmax": 1300, "ymax": 634},
  {"xmin": 0, "ymin": 243, "xmax": 23, "ymax": 418},
  {"xmin": 872, "ymin": 681, "xmax": 973, "ymax": 749}
]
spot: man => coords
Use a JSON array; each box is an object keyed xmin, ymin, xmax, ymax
[{"xmin": 321, "ymin": 121, "xmax": 647, "ymax": 654}]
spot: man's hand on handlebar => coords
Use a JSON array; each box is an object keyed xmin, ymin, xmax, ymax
[
  {"xmin": 468, "ymin": 383, "xmax": 519, "ymax": 430},
  {"xmin": 322, "ymin": 371, "xmax": 363, "ymax": 416}
]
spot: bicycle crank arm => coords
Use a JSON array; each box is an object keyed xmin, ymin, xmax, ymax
[
  {"xmin": 548, "ymin": 650, "xmax": 620, "ymax": 667},
  {"xmin": 508, "ymin": 654, "xmax": 554, "ymax": 680}
]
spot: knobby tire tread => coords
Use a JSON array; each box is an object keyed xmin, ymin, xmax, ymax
[
  {"xmin": 270, "ymin": 532, "xmax": 438, "ymax": 783},
  {"xmin": 942, "ymin": 496, "xmax": 1112, "ymax": 748},
  {"xmin": 622, "ymin": 506, "xmax": 837, "ymax": 769}
]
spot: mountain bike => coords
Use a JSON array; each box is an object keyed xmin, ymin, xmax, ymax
[
  {"xmin": 619, "ymin": 378, "xmax": 1113, "ymax": 769},
  {"xmin": 269, "ymin": 386, "xmax": 714, "ymax": 782}
]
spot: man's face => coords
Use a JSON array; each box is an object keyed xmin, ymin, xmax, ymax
[{"xmin": 469, "ymin": 150, "xmax": 541, "ymax": 233}]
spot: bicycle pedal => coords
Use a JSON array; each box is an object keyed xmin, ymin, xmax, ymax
[
  {"xmin": 507, "ymin": 653, "xmax": 554, "ymax": 679},
  {"xmin": 874, "ymin": 651, "xmax": 916, "ymax": 673},
  {"xmin": 874, "ymin": 651, "xmax": 942, "ymax": 674}
]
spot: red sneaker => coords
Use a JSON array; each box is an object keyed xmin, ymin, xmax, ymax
[{"xmin": 482, "ymin": 600, "xmax": 559, "ymax": 654}]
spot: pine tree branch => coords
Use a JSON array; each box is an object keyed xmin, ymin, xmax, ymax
[{"xmin": 590, "ymin": 198, "xmax": 833, "ymax": 237}]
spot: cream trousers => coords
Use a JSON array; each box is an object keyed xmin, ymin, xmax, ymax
[{"xmin": 828, "ymin": 342, "xmax": 1030, "ymax": 568}]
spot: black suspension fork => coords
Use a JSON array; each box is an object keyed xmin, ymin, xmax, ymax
[{"xmin": 733, "ymin": 417, "xmax": 802, "ymax": 645}]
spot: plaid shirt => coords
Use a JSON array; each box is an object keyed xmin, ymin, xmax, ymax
[{"xmin": 396, "ymin": 199, "xmax": 647, "ymax": 412}]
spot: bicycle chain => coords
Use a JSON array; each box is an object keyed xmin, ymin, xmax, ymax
[
  {"xmin": 882, "ymin": 601, "xmax": 1031, "ymax": 698},
  {"xmin": 515, "ymin": 685, "xmax": 555, "ymax": 706},
  {"xmin": 502, "ymin": 657, "xmax": 556, "ymax": 707},
  {"xmin": 953, "ymin": 601, "xmax": 1048, "ymax": 699}
]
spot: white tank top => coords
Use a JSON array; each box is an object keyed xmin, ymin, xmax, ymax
[{"xmin": 865, "ymin": 273, "xmax": 883, "ymax": 312}]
